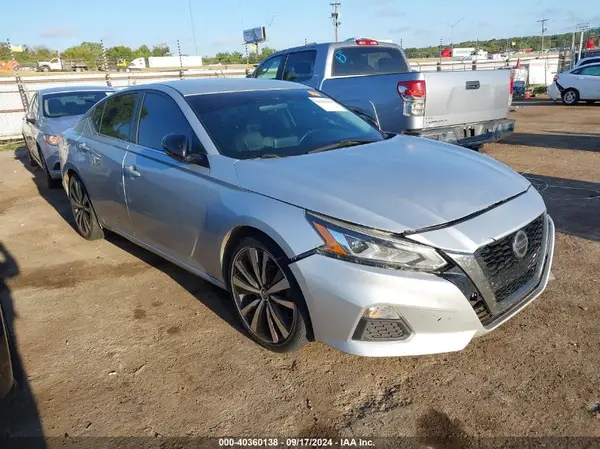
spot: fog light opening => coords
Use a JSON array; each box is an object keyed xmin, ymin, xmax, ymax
[{"xmin": 352, "ymin": 305, "xmax": 412, "ymax": 341}]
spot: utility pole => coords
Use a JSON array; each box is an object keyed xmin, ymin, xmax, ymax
[
  {"xmin": 330, "ymin": 2, "xmax": 341, "ymax": 42},
  {"xmin": 537, "ymin": 18, "xmax": 548, "ymax": 57},
  {"xmin": 576, "ymin": 23, "xmax": 590, "ymax": 64},
  {"xmin": 442, "ymin": 18, "xmax": 464, "ymax": 56}
]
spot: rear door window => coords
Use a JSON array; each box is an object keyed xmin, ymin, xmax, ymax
[
  {"xmin": 580, "ymin": 65, "xmax": 600, "ymax": 76},
  {"xmin": 331, "ymin": 46, "xmax": 409, "ymax": 76},
  {"xmin": 99, "ymin": 93, "xmax": 137, "ymax": 141},
  {"xmin": 282, "ymin": 51, "xmax": 317, "ymax": 82}
]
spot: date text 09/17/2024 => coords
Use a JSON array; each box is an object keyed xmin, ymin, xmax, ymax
[{"xmin": 218, "ymin": 438, "xmax": 375, "ymax": 447}]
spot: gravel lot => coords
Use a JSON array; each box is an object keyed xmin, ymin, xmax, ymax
[{"xmin": 0, "ymin": 102, "xmax": 599, "ymax": 445}]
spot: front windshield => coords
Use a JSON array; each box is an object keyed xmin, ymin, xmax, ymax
[
  {"xmin": 43, "ymin": 91, "xmax": 111, "ymax": 118},
  {"xmin": 186, "ymin": 89, "xmax": 384, "ymax": 159}
]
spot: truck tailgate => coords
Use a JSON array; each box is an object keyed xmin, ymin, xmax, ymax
[{"xmin": 423, "ymin": 70, "xmax": 511, "ymax": 128}]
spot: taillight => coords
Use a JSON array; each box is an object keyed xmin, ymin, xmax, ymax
[
  {"xmin": 356, "ymin": 38, "xmax": 379, "ymax": 46},
  {"xmin": 509, "ymin": 76, "xmax": 514, "ymax": 94},
  {"xmin": 553, "ymin": 75, "xmax": 559, "ymax": 82},
  {"xmin": 397, "ymin": 80, "xmax": 426, "ymax": 98}
]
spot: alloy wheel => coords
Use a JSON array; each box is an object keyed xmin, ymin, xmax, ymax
[
  {"xmin": 230, "ymin": 247, "xmax": 297, "ymax": 345},
  {"xmin": 564, "ymin": 91, "xmax": 577, "ymax": 104},
  {"xmin": 70, "ymin": 178, "xmax": 93, "ymax": 236}
]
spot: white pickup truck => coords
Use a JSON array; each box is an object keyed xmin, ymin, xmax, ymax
[
  {"xmin": 37, "ymin": 58, "xmax": 89, "ymax": 72},
  {"xmin": 248, "ymin": 38, "xmax": 515, "ymax": 149}
]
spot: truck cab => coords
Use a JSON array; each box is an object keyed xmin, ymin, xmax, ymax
[{"xmin": 248, "ymin": 38, "xmax": 514, "ymax": 149}]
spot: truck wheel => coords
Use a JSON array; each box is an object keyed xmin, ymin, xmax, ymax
[
  {"xmin": 562, "ymin": 89, "xmax": 579, "ymax": 105},
  {"xmin": 41, "ymin": 66, "xmax": 49, "ymax": 72},
  {"xmin": 75, "ymin": 67, "xmax": 81, "ymax": 73}
]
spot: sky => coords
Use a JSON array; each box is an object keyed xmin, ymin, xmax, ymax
[{"xmin": 4, "ymin": 0, "xmax": 600, "ymax": 55}]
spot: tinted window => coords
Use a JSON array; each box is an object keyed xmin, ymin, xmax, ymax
[
  {"xmin": 283, "ymin": 51, "xmax": 317, "ymax": 82},
  {"xmin": 137, "ymin": 92, "xmax": 197, "ymax": 151},
  {"xmin": 43, "ymin": 91, "xmax": 110, "ymax": 118},
  {"xmin": 187, "ymin": 89, "xmax": 384, "ymax": 159},
  {"xmin": 331, "ymin": 46, "xmax": 409, "ymax": 76},
  {"xmin": 90, "ymin": 104, "xmax": 104, "ymax": 132},
  {"xmin": 99, "ymin": 94, "xmax": 137, "ymax": 140},
  {"xmin": 256, "ymin": 55, "xmax": 284, "ymax": 79},
  {"xmin": 580, "ymin": 65, "xmax": 600, "ymax": 76}
]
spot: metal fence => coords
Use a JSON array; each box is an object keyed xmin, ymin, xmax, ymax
[{"xmin": 0, "ymin": 68, "xmax": 247, "ymax": 140}]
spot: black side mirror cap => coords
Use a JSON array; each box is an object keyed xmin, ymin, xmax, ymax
[{"xmin": 25, "ymin": 112, "xmax": 36, "ymax": 124}]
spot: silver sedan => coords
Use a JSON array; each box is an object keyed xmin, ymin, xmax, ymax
[{"xmin": 59, "ymin": 79, "xmax": 554, "ymax": 356}]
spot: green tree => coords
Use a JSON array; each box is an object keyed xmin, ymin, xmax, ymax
[
  {"xmin": 134, "ymin": 45, "xmax": 151, "ymax": 58},
  {"xmin": 61, "ymin": 41, "xmax": 102, "ymax": 67},
  {"xmin": 151, "ymin": 44, "xmax": 171, "ymax": 57},
  {"xmin": 106, "ymin": 45, "xmax": 133, "ymax": 63}
]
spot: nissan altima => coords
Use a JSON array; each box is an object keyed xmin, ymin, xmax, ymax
[{"xmin": 58, "ymin": 79, "xmax": 555, "ymax": 356}]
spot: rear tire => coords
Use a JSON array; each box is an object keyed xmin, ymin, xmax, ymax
[
  {"xmin": 562, "ymin": 88, "xmax": 579, "ymax": 105},
  {"xmin": 41, "ymin": 66, "xmax": 49, "ymax": 72},
  {"xmin": 226, "ymin": 235, "xmax": 310, "ymax": 353},
  {"xmin": 68, "ymin": 174, "xmax": 104, "ymax": 241},
  {"xmin": 38, "ymin": 147, "xmax": 60, "ymax": 189}
]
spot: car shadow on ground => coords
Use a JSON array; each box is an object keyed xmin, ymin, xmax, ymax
[
  {"xmin": 13, "ymin": 147, "xmax": 249, "ymax": 342},
  {"xmin": 523, "ymin": 173, "xmax": 600, "ymax": 242},
  {"xmin": 503, "ymin": 132, "xmax": 600, "ymax": 152},
  {"xmin": 0, "ymin": 243, "xmax": 46, "ymax": 447}
]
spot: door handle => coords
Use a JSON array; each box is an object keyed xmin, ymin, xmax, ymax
[
  {"xmin": 124, "ymin": 164, "xmax": 141, "ymax": 178},
  {"xmin": 78, "ymin": 142, "xmax": 90, "ymax": 152}
]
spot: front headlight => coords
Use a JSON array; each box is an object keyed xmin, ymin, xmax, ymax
[
  {"xmin": 307, "ymin": 212, "xmax": 448, "ymax": 272},
  {"xmin": 44, "ymin": 134, "xmax": 61, "ymax": 146}
]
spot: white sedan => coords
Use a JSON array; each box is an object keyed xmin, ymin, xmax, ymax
[{"xmin": 547, "ymin": 63, "xmax": 600, "ymax": 105}]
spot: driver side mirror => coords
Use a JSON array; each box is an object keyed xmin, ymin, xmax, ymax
[
  {"xmin": 161, "ymin": 133, "xmax": 209, "ymax": 167},
  {"xmin": 25, "ymin": 111, "xmax": 36, "ymax": 124}
]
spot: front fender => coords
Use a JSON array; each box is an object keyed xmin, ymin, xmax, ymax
[{"xmin": 201, "ymin": 188, "xmax": 324, "ymax": 283}]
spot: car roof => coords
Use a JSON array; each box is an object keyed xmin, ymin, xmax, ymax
[
  {"xmin": 37, "ymin": 85, "xmax": 115, "ymax": 95},
  {"xmin": 134, "ymin": 78, "xmax": 309, "ymax": 96}
]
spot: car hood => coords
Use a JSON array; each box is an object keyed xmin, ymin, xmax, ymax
[
  {"xmin": 233, "ymin": 135, "xmax": 531, "ymax": 233},
  {"xmin": 44, "ymin": 115, "xmax": 84, "ymax": 135}
]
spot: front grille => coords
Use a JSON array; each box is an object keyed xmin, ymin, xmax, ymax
[{"xmin": 475, "ymin": 215, "xmax": 545, "ymax": 303}]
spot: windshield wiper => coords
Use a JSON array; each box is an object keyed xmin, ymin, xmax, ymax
[
  {"xmin": 308, "ymin": 140, "xmax": 376, "ymax": 154},
  {"xmin": 255, "ymin": 153, "xmax": 282, "ymax": 159}
]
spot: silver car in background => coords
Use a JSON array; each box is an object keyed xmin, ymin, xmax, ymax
[
  {"xmin": 22, "ymin": 86, "xmax": 114, "ymax": 188},
  {"xmin": 59, "ymin": 79, "xmax": 555, "ymax": 357}
]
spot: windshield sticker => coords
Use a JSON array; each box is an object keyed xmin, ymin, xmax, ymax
[
  {"xmin": 335, "ymin": 50, "xmax": 347, "ymax": 64},
  {"xmin": 309, "ymin": 97, "xmax": 346, "ymax": 112}
]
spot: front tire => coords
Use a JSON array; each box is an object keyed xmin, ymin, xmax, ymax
[
  {"xmin": 227, "ymin": 236, "xmax": 310, "ymax": 353},
  {"xmin": 562, "ymin": 88, "xmax": 579, "ymax": 105},
  {"xmin": 68, "ymin": 174, "xmax": 104, "ymax": 241}
]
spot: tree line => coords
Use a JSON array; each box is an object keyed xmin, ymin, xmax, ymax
[
  {"xmin": 0, "ymin": 41, "xmax": 277, "ymax": 67},
  {"xmin": 0, "ymin": 31, "xmax": 591, "ymax": 68}
]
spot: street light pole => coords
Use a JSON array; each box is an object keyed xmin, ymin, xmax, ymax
[{"xmin": 442, "ymin": 18, "xmax": 464, "ymax": 56}]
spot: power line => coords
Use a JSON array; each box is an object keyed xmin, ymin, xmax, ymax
[
  {"xmin": 330, "ymin": 2, "xmax": 341, "ymax": 42},
  {"xmin": 188, "ymin": 0, "xmax": 199, "ymax": 55}
]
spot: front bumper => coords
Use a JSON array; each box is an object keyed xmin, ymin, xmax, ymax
[
  {"xmin": 412, "ymin": 119, "xmax": 515, "ymax": 148},
  {"xmin": 290, "ymin": 215, "xmax": 555, "ymax": 357},
  {"xmin": 38, "ymin": 140, "xmax": 61, "ymax": 179}
]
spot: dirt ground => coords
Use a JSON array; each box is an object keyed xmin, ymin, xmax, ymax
[{"xmin": 0, "ymin": 101, "xmax": 599, "ymax": 445}]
